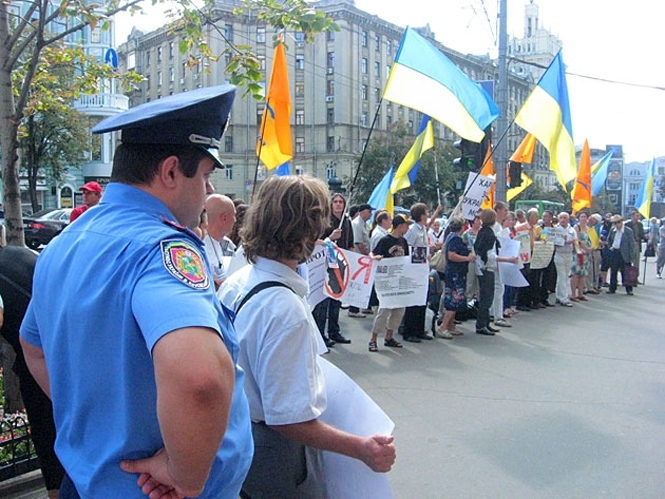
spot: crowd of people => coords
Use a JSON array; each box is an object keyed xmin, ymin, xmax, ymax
[{"xmin": 2, "ymin": 83, "xmax": 663, "ymax": 499}]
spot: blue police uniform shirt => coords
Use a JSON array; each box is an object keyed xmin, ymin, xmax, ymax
[{"xmin": 20, "ymin": 183, "xmax": 253, "ymax": 498}]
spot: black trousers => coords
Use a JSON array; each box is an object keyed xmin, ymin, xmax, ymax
[
  {"xmin": 476, "ymin": 271, "xmax": 495, "ymax": 330},
  {"xmin": 609, "ymin": 249, "xmax": 633, "ymax": 293}
]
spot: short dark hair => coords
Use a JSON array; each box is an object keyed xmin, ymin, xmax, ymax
[
  {"xmin": 410, "ymin": 202, "xmax": 427, "ymax": 222},
  {"xmin": 111, "ymin": 143, "xmax": 209, "ymax": 185},
  {"xmin": 447, "ymin": 217, "xmax": 465, "ymax": 233}
]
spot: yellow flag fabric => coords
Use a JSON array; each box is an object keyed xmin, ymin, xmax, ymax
[
  {"xmin": 257, "ymin": 42, "xmax": 292, "ymax": 170},
  {"xmin": 507, "ymin": 173, "xmax": 533, "ymax": 201},
  {"xmin": 390, "ymin": 119, "xmax": 434, "ymax": 193},
  {"xmin": 571, "ymin": 139, "xmax": 592, "ymax": 214},
  {"xmin": 510, "ymin": 133, "xmax": 537, "ymax": 164}
]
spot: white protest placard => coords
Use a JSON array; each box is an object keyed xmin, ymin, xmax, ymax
[
  {"xmin": 530, "ymin": 241, "xmax": 555, "ymax": 270},
  {"xmin": 318, "ymin": 357, "xmax": 395, "ymax": 499},
  {"xmin": 461, "ymin": 173, "xmax": 494, "ymax": 220},
  {"xmin": 305, "ymin": 244, "xmax": 329, "ymax": 310},
  {"xmin": 374, "ymin": 256, "xmax": 429, "ymax": 308},
  {"xmin": 497, "ymin": 237, "xmax": 529, "ymax": 287},
  {"xmin": 321, "ymin": 247, "xmax": 375, "ymax": 310},
  {"xmin": 543, "ymin": 226, "xmax": 565, "ymax": 246},
  {"xmin": 514, "ymin": 229, "xmax": 532, "ymax": 264}
]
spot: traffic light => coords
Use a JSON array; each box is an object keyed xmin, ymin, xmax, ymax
[
  {"xmin": 453, "ymin": 127, "xmax": 492, "ymax": 170},
  {"xmin": 508, "ymin": 160, "xmax": 523, "ymax": 188},
  {"xmin": 453, "ymin": 139, "xmax": 478, "ymax": 170}
]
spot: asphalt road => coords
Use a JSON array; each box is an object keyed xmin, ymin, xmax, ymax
[
  {"xmin": 7, "ymin": 264, "xmax": 665, "ymax": 499},
  {"xmin": 326, "ymin": 267, "xmax": 665, "ymax": 499}
]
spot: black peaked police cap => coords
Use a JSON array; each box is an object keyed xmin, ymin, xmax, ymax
[{"xmin": 92, "ymin": 84, "xmax": 236, "ymax": 169}]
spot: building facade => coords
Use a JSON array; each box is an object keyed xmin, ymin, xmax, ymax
[{"xmin": 117, "ymin": 0, "xmax": 536, "ymax": 201}]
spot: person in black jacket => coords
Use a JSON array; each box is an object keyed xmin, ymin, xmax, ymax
[{"xmin": 0, "ymin": 246, "xmax": 64, "ymax": 498}]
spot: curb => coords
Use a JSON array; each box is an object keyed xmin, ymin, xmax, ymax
[{"xmin": 0, "ymin": 470, "xmax": 45, "ymax": 497}]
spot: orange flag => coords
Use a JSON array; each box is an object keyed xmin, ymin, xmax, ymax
[
  {"xmin": 571, "ymin": 139, "xmax": 592, "ymax": 214},
  {"xmin": 480, "ymin": 144, "xmax": 495, "ymax": 210},
  {"xmin": 257, "ymin": 41, "xmax": 293, "ymax": 170},
  {"xmin": 510, "ymin": 133, "xmax": 537, "ymax": 164}
]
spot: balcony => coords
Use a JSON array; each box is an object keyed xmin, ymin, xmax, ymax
[{"xmin": 72, "ymin": 93, "xmax": 129, "ymax": 117}]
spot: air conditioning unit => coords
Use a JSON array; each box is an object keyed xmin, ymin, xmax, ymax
[
  {"xmin": 179, "ymin": 78, "xmax": 185, "ymax": 84},
  {"xmin": 193, "ymin": 74, "xmax": 199, "ymax": 80},
  {"xmin": 327, "ymin": 67, "xmax": 334, "ymax": 74},
  {"xmin": 325, "ymin": 96, "xmax": 334, "ymax": 102}
]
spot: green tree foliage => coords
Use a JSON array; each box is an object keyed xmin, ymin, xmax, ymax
[
  {"xmin": 20, "ymin": 107, "xmax": 91, "ymax": 212},
  {"xmin": 347, "ymin": 121, "xmax": 459, "ymax": 211},
  {"xmin": 0, "ymin": 0, "xmax": 337, "ymax": 245}
]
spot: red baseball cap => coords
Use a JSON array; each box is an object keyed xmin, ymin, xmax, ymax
[{"xmin": 79, "ymin": 181, "xmax": 102, "ymax": 194}]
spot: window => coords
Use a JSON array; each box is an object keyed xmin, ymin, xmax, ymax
[
  {"xmin": 146, "ymin": 75, "xmax": 151, "ymax": 90},
  {"xmin": 181, "ymin": 62, "xmax": 187, "ymax": 78},
  {"xmin": 257, "ymin": 26, "xmax": 266, "ymax": 43},
  {"xmin": 295, "ymin": 32, "xmax": 305, "ymax": 44},
  {"xmin": 257, "ymin": 55, "xmax": 265, "ymax": 71},
  {"xmin": 386, "ymin": 65, "xmax": 391, "ymax": 78},
  {"xmin": 157, "ymin": 47, "xmax": 162, "ymax": 63},
  {"xmin": 296, "ymin": 109, "xmax": 305, "ymax": 125},
  {"xmin": 224, "ymin": 136, "xmax": 233, "ymax": 153},
  {"xmin": 295, "ymin": 137, "xmax": 305, "ymax": 153},
  {"xmin": 169, "ymin": 67, "xmax": 174, "ymax": 82},
  {"xmin": 327, "ymin": 80, "xmax": 335, "ymax": 96},
  {"xmin": 127, "ymin": 51, "xmax": 136, "ymax": 70},
  {"xmin": 326, "ymin": 162, "xmax": 337, "ymax": 179},
  {"xmin": 361, "ymin": 111, "xmax": 368, "ymax": 127},
  {"xmin": 361, "ymin": 31, "xmax": 367, "ymax": 47},
  {"xmin": 91, "ymin": 25, "xmax": 101, "ymax": 43},
  {"xmin": 295, "ymin": 82, "xmax": 305, "ymax": 96},
  {"xmin": 361, "ymin": 84, "xmax": 367, "ymax": 100},
  {"xmin": 386, "ymin": 115, "xmax": 392, "ymax": 126},
  {"xmin": 327, "ymin": 30, "xmax": 335, "ymax": 41},
  {"xmin": 374, "ymin": 34, "xmax": 380, "ymax": 51},
  {"xmin": 225, "ymin": 24, "xmax": 233, "ymax": 41},
  {"xmin": 327, "ymin": 51, "xmax": 335, "ymax": 69},
  {"xmin": 169, "ymin": 42, "xmax": 174, "ymax": 59},
  {"xmin": 361, "ymin": 58, "xmax": 367, "ymax": 74},
  {"xmin": 295, "ymin": 165, "xmax": 304, "ymax": 176},
  {"xmin": 327, "ymin": 108, "xmax": 335, "ymax": 124},
  {"xmin": 157, "ymin": 71, "xmax": 163, "ymax": 86},
  {"xmin": 327, "ymin": 136, "xmax": 335, "ymax": 153},
  {"xmin": 257, "ymin": 109, "xmax": 264, "ymax": 126},
  {"xmin": 374, "ymin": 87, "xmax": 380, "ymax": 99},
  {"xmin": 146, "ymin": 51, "xmax": 151, "ymax": 67},
  {"xmin": 374, "ymin": 62, "xmax": 380, "ymax": 77},
  {"xmin": 385, "ymin": 40, "xmax": 391, "ymax": 55},
  {"xmin": 225, "ymin": 164, "xmax": 233, "ymax": 180},
  {"xmin": 295, "ymin": 54, "xmax": 305, "ymax": 70}
]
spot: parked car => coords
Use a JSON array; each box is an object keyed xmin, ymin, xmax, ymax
[{"xmin": 23, "ymin": 208, "xmax": 72, "ymax": 249}]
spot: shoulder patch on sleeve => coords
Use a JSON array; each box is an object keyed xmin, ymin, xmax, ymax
[{"xmin": 160, "ymin": 239, "xmax": 210, "ymax": 290}]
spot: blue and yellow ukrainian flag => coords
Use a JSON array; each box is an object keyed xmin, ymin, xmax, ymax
[
  {"xmin": 368, "ymin": 166, "xmax": 395, "ymax": 215},
  {"xmin": 390, "ymin": 115, "xmax": 434, "ymax": 193},
  {"xmin": 514, "ymin": 51, "xmax": 576, "ymax": 188},
  {"xmin": 591, "ymin": 150, "xmax": 614, "ymax": 196},
  {"xmin": 383, "ymin": 27, "xmax": 499, "ymax": 143},
  {"xmin": 635, "ymin": 158, "xmax": 655, "ymax": 219}
]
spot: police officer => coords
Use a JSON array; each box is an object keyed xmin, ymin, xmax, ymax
[{"xmin": 20, "ymin": 85, "xmax": 253, "ymax": 499}]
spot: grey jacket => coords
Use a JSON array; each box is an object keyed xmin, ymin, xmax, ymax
[{"xmin": 608, "ymin": 225, "xmax": 635, "ymax": 264}]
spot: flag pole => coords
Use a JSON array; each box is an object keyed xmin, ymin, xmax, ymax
[
  {"xmin": 433, "ymin": 147, "xmax": 441, "ymax": 206},
  {"xmin": 338, "ymin": 97, "xmax": 384, "ymax": 228},
  {"xmin": 252, "ymin": 100, "xmax": 271, "ymax": 201}
]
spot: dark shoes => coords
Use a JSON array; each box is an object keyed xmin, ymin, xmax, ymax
[
  {"xmin": 606, "ymin": 290, "xmax": 616, "ymax": 294},
  {"xmin": 476, "ymin": 328, "xmax": 495, "ymax": 336},
  {"xmin": 487, "ymin": 325, "xmax": 501, "ymax": 333},
  {"xmin": 323, "ymin": 336, "xmax": 336, "ymax": 348},
  {"xmin": 403, "ymin": 336, "xmax": 422, "ymax": 343},
  {"xmin": 416, "ymin": 332, "xmax": 434, "ymax": 340},
  {"xmin": 516, "ymin": 306, "xmax": 531, "ymax": 312},
  {"xmin": 542, "ymin": 301, "xmax": 555, "ymax": 307},
  {"xmin": 627, "ymin": 290, "xmax": 634, "ymax": 295},
  {"xmin": 330, "ymin": 333, "xmax": 351, "ymax": 344}
]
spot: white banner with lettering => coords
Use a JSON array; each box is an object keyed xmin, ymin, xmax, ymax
[
  {"xmin": 461, "ymin": 173, "xmax": 495, "ymax": 220},
  {"xmin": 373, "ymin": 256, "xmax": 429, "ymax": 308}
]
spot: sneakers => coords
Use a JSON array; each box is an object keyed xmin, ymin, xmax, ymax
[
  {"xmin": 657, "ymin": 273, "xmax": 662, "ymax": 279},
  {"xmin": 348, "ymin": 311, "xmax": 366, "ymax": 318},
  {"xmin": 435, "ymin": 329, "xmax": 453, "ymax": 339},
  {"xmin": 494, "ymin": 318, "xmax": 511, "ymax": 327}
]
